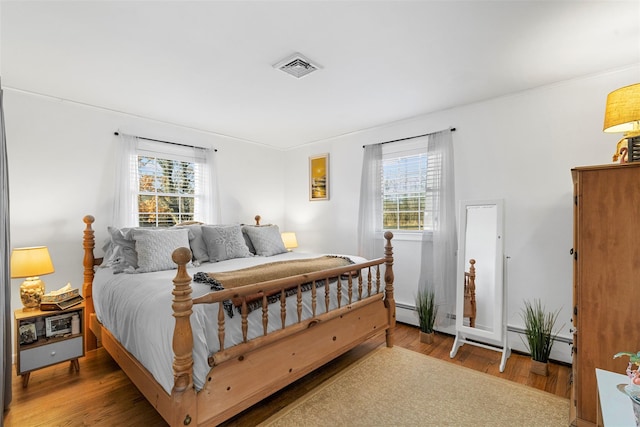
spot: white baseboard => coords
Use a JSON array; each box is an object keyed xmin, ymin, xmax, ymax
[{"xmin": 396, "ymin": 304, "xmax": 572, "ymax": 364}]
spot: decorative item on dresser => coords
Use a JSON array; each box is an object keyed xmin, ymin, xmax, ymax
[
  {"xmin": 603, "ymin": 83, "xmax": 640, "ymax": 163},
  {"xmin": 571, "ymin": 162, "xmax": 640, "ymax": 425},
  {"xmin": 10, "ymin": 246, "xmax": 55, "ymax": 310},
  {"xmin": 82, "ymin": 214, "xmax": 396, "ymax": 427}
]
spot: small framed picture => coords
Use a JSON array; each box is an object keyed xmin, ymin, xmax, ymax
[
  {"xmin": 45, "ymin": 312, "xmax": 73, "ymax": 337},
  {"xmin": 309, "ymin": 153, "xmax": 329, "ymax": 201},
  {"xmin": 19, "ymin": 323, "xmax": 37, "ymax": 345}
]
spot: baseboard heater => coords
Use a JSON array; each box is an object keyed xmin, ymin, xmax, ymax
[{"xmin": 397, "ymin": 303, "xmax": 573, "ymax": 345}]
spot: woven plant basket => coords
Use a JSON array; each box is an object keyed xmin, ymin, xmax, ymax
[
  {"xmin": 420, "ymin": 331, "xmax": 434, "ymax": 344},
  {"xmin": 530, "ymin": 359, "xmax": 549, "ymax": 376}
]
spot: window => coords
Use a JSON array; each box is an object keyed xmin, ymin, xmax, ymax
[
  {"xmin": 381, "ymin": 141, "xmax": 441, "ymax": 232},
  {"xmin": 135, "ymin": 139, "xmax": 208, "ymax": 227},
  {"xmin": 137, "ymin": 155, "xmax": 197, "ymax": 227}
]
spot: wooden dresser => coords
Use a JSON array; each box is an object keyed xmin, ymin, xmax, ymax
[{"xmin": 571, "ymin": 163, "xmax": 640, "ymax": 426}]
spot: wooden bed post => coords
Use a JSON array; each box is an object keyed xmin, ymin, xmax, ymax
[
  {"xmin": 170, "ymin": 247, "xmax": 197, "ymax": 426},
  {"xmin": 383, "ymin": 231, "xmax": 396, "ymax": 347},
  {"xmin": 82, "ymin": 215, "xmax": 98, "ymax": 352}
]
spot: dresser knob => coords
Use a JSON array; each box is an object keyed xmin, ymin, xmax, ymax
[{"xmin": 50, "ymin": 351, "xmax": 56, "ymax": 357}]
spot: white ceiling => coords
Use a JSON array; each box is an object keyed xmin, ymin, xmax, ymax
[{"xmin": 2, "ymin": 1, "xmax": 639, "ymax": 150}]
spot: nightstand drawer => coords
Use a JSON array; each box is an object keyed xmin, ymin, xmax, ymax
[{"xmin": 19, "ymin": 336, "xmax": 83, "ymax": 373}]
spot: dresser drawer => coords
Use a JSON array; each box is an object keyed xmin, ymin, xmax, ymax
[{"xmin": 19, "ymin": 337, "xmax": 83, "ymax": 373}]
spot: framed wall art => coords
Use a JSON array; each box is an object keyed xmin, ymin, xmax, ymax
[{"xmin": 309, "ymin": 153, "xmax": 329, "ymax": 201}]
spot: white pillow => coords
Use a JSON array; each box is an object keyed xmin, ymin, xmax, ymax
[
  {"xmin": 242, "ymin": 224, "xmax": 287, "ymax": 256},
  {"xmin": 132, "ymin": 228, "xmax": 191, "ymax": 273}
]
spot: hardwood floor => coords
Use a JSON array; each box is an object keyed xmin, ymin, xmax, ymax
[{"xmin": 3, "ymin": 323, "xmax": 571, "ymax": 426}]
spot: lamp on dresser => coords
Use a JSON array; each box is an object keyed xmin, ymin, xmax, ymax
[
  {"xmin": 10, "ymin": 246, "xmax": 55, "ymax": 311},
  {"xmin": 603, "ymin": 82, "xmax": 640, "ymax": 163}
]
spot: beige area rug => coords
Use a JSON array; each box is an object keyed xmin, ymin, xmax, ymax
[{"xmin": 259, "ymin": 346, "xmax": 569, "ymax": 426}]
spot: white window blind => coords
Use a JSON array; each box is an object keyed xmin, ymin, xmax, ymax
[{"xmin": 381, "ymin": 138, "xmax": 441, "ymax": 231}]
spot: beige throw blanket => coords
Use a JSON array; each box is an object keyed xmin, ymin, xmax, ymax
[{"xmin": 193, "ymin": 256, "xmax": 355, "ymax": 316}]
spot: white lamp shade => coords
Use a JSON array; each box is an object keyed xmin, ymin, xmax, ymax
[
  {"xmin": 281, "ymin": 232, "xmax": 298, "ymax": 250},
  {"xmin": 603, "ymin": 83, "xmax": 640, "ymax": 133},
  {"xmin": 11, "ymin": 246, "xmax": 55, "ymax": 278}
]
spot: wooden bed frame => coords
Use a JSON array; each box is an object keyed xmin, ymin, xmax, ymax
[
  {"xmin": 82, "ymin": 215, "xmax": 396, "ymax": 426},
  {"xmin": 462, "ymin": 259, "xmax": 476, "ymax": 328}
]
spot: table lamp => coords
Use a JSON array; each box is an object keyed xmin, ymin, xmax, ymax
[
  {"xmin": 603, "ymin": 83, "xmax": 640, "ymax": 163},
  {"xmin": 281, "ymin": 232, "xmax": 298, "ymax": 252},
  {"xmin": 11, "ymin": 246, "xmax": 55, "ymax": 311}
]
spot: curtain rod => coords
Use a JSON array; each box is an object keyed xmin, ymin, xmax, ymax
[
  {"xmin": 363, "ymin": 127, "xmax": 456, "ymax": 148},
  {"xmin": 114, "ymin": 132, "xmax": 217, "ymax": 152}
]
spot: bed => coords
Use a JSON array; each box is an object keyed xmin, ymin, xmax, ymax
[{"xmin": 81, "ymin": 215, "xmax": 396, "ymax": 426}]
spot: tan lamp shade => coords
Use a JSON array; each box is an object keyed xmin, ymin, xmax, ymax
[
  {"xmin": 281, "ymin": 232, "xmax": 298, "ymax": 250},
  {"xmin": 603, "ymin": 83, "xmax": 640, "ymax": 134},
  {"xmin": 11, "ymin": 246, "xmax": 55, "ymax": 278}
]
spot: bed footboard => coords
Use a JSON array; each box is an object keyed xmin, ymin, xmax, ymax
[{"xmin": 169, "ymin": 231, "xmax": 395, "ymax": 426}]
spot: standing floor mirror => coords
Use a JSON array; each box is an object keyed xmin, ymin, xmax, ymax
[{"xmin": 450, "ymin": 199, "xmax": 510, "ymax": 372}]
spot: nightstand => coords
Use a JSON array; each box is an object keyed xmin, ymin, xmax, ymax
[{"xmin": 14, "ymin": 303, "xmax": 85, "ymax": 387}]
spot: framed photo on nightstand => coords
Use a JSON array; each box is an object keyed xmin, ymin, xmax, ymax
[
  {"xmin": 45, "ymin": 312, "xmax": 74, "ymax": 337},
  {"xmin": 19, "ymin": 323, "xmax": 37, "ymax": 345}
]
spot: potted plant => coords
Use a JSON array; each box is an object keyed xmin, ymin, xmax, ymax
[
  {"xmin": 614, "ymin": 351, "xmax": 640, "ymax": 421},
  {"xmin": 416, "ymin": 286, "xmax": 438, "ymax": 344},
  {"xmin": 614, "ymin": 351, "xmax": 640, "ymax": 387},
  {"xmin": 520, "ymin": 299, "xmax": 562, "ymax": 376}
]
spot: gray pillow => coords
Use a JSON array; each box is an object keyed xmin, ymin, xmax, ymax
[
  {"xmin": 101, "ymin": 226, "xmax": 139, "ymax": 273},
  {"xmin": 241, "ymin": 226, "xmax": 257, "ymax": 254},
  {"xmin": 242, "ymin": 224, "xmax": 287, "ymax": 256},
  {"xmin": 202, "ymin": 225, "xmax": 252, "ymax": 262},
  {"xmin": 173, "ymin": 224, "xmax": 208, "ymax": 265},
  {"xmin": 132, "ymin": 228, "xmax": 191, "ymax": 273}
]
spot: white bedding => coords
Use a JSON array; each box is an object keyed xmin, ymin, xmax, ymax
[{"xmin": 93, "ymin": 252, "xmax": 369, "ymax": 394}]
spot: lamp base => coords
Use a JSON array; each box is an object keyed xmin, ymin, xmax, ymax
[
  {"xmin": 613, "ymin": 135, "xmax": 640, "ymax": 163},
  {"xmin": 20, "ymin": 277, "xmax": 45, "ymax": 311}
]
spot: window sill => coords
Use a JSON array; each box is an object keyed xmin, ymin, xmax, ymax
[{"xmin": 380, "ymin": 231, "xmax": 432, "ymax": 242}]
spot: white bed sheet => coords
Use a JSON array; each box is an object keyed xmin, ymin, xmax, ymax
[{"xmin": 93, "ymin": 252, "xmax": 369, "ymax": 394}]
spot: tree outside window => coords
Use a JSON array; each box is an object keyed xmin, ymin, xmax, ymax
[{"xmin": 137, "ymin": 156, "xmax": 196, "ymax": 227}]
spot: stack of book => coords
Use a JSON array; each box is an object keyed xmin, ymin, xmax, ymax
[{"xmin": 40, "ymin": 284, "xmax": 83, "ymax": 311}]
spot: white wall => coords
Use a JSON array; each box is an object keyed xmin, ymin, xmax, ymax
[
  {"xmin": 5, "ymin": 90, "xmax": 286, "ymax": 317},
  {"xmin": 283, "ymin": 65, "xmax": 640, "ymax": 363},
  {"xmin": 6, "ymin": 65, "xmax": 639, "ymax": 364}
]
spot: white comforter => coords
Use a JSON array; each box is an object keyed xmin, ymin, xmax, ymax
[{"xmin": 93, "ymin": 252, "xmax": 368, "ymax": 394}]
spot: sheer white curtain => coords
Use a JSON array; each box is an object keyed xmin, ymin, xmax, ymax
[
  {"xmin": 1, "ymin": 77, "xmax": 12, "ymax": 410},
  {"xmin": 113, "ymin": 133, "xmax": 139, "ymax": 228},
  {"xmin": 419, "ymin": 129, "xmax": 456, "ymax": 326},
  {"xmin": 357, "ymin": 143, "xmax": 383, "ymax": 259},
  {"xmin": 199, "ymin": 147, "xmax": 221, "ymax": 224}
]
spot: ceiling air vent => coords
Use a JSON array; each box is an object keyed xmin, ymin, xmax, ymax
[{"xmin": 273, "ymin": 53, "xmax": 321, "ymax": 79}]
